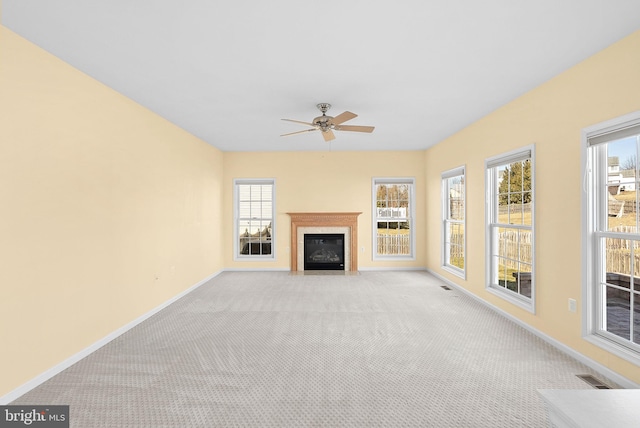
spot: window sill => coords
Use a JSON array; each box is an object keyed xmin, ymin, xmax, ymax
[
  {"xmin": 584, "ymin": 333, "xmax": 640, "ymax": 367},
  {"xmin": 234, "ymin": 256, "xmax": 276, "ymax": 262},
  {"xmin": 442, "ymin": 265, "xmax": 465, "ymax": 280},
  {"xmin": 373, "ymin": 255, "xmax": 416, "ymax": 261},
  {"xmin": 487, "ymin": 284, "xmax": 535, "ymax": 314}
]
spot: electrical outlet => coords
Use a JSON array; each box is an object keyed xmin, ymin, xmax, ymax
[{"xmin": 568, "ymin": 298, "xmax": 577, "ymax": 313}]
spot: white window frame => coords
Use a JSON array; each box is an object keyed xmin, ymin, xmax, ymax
[
  {"xmin": 582, "ymin": 111, "xmax": 640, "ymax": 366},
  {"xmin": 372, "ymin": 177, "xmax": 416, "ymax": 260},
  {"xmin": 233, "ymin": 178, "xmax": 276, "ymax": 261},
  {"xmin": 442, "ymin": 166, "xmax": 466, "ymax": 278},
  {"xmin": 485, "ymin": 145, "xmax": 536, "ymax": 313}
]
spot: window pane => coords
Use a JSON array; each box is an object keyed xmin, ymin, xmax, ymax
[
  {"xmin": 605, "ymin": 237, "xmax": 633, "ymax": 279},
  {"xmin": 518, "ymin": 230, "xmax": 532, "ymax": 267},
  {"xmin": 516, "ymin": 262, "xmax": 532, "ymax": 298},
  {"xmin": 496, "ymin": 257, "xmax": 510, "ymax": 289},
  {"xmin": 607, "ymin": 136, "xmax": 638, "ymax": 231},
  {"xmin": 239, "ymin": 227, "xmax": 250, "ymax": 255},
  {"xmin": 238, "ymin": 185, "xmax": 250, "ymax": 201},
  {"xmin": 376, "ymin": 184, "xmax": 387, "ymax": 208},
  {"xmin": 250, "ymin": 185, "xmax": 261, "ymax": 200},
  {"xmin": 448, "ymin": 176, "xmax": 464, "ymax": 221},
  {"xmin": 522, "ymin": 192, "xmax": 532, "ymax": 226},
  {"xmin": 248, "ymin": 201, "xmax": 260, "ymax": 218},
  {"xmin": 261, "ymin": 240, "xmax": 272, "ymax": 255},
  {"xmin": 634, "ymin": 296, "xmax": 640, "ymax": 345},
  {"xmin": 398, "ymin": 184, "xmax": 409, "ymax": 206},
  {"xmin": 498, "ymin": 197, "xmax": 509, "ymax": 224},
  {"xmin": 522, "ymin": 161, "xmax": 532, "ymax": 191},
  {"xmin": 445, "ymin": 241, "xmax": 451, "ymax": 264},
  {"xmin": 453, "ymin": 247, "xmax": 464, "ymax": 269},
  {"xmin": 387, "ymin": 185, "xmax": 398, "ymax": 202},
  {"xmin": 498, "ymin": 227, "xmax": 511, "ymax": 258},
  {"xmin": 452, "ymin": 199, "xmax": 464, "ymax": 221},
  {"xmin": 451, "ymin": 223, "xmax": 462, "ymax": 239},
  {"xmin": 261, "ymin": 185, "xmax": 272, "ymax": 200},
  {"xmin": 238, "ymin": 201, "xmax": 249, "ymax": 218},
  {"xmin": 606, "ymin": 286, "xmax": 631, "ymax": 341},
  {"xmin": 448, "ymin": 230, "xmax": 464, "ymax": 268}
]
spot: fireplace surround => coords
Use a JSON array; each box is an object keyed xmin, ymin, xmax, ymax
[{"xmin": 287, "ymin": 212, "xmax": 361, "ymax": 272}]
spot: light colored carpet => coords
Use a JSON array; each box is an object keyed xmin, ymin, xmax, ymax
[{"xmin": 12, "ymin": 271, "xmax": 610, "ymax": 427}]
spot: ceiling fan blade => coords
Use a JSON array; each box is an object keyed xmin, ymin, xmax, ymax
[
  {"xmin": 330, "ymin": 111, "xmax": 357, "ymax": 125},
  {"xmin": 322, "ymin": 129, "xmax": 336, "ymax": 142},
  {"xmin": 282, "ymin": 118, "xmax": 316, "ymax": 127},
  {"xmin": 335, "ymin": 125, "xmax": 375, "ymax": 133},
  {"xmin": 281, "ymin": 128, "xmax": 318, "ymax": 137}
]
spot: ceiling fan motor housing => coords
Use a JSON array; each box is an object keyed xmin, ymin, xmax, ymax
[
  {"xmin": 314, "ymin": 103, "xmax": 333, "ymax": 132},
  {"xmin": 313, "ymin": 115, "xmax": 334, "ymax": 132}
]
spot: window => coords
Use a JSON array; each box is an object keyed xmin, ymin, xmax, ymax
[
  {"xmin": 486, "ymin": 146, "xmax": 535, "ymax": 312},
  {"xmin": 234, "ymin": 179, "xmax": 275, "ymax": 259},
  {"xmin": 373, "ymin": 178, "xmax": 415, "ymax": 259},
  {"xmin": 442, "ymin": 166, "xmax": 465, "ymax": 277},
  {"xmin": 584, "ymin": 112, "xmax": 640, "ymax": 364}
]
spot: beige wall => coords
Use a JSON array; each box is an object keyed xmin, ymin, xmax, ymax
[
  {"xmin": 0, "ymin": 27, "xmax": 224, "ymax": 397},
  {"xmin": 223, "ymin": 151, "xmax": 426, "ymax": 270},
  {"xmin": 425, "ymin": 30, "xmax": 640, "ymax": 384}
]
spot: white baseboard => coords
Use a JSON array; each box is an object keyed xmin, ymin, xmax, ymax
[
  {"xmin": 223, "ymin": 268, "xmax": 290, "ymax": 272},
  {"xmin": 425, "ymin": 268, "xmax": 639, "ymax": 389},
  {"xmin": 0, "ymin": 270, "xmax": 223, "ymax": 404}
]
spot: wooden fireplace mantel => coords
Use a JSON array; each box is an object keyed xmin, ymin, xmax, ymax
[{"xmin": 287, "ymin": 212, "xmax": 361, "ymax": 271}]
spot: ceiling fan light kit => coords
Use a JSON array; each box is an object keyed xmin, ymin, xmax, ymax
[{"xmin": 281, "ymin": 103, "xmax": 375, "ymax": 142}]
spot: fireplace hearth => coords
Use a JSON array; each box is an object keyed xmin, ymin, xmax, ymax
[{"xmin": 304, "ymin": 234, "xmax": 345, "ymax": 270}]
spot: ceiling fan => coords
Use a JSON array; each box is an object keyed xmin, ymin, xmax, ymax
[{"xmin": 281, "ymin": 103, "xmax": 375, "ymax": 142}]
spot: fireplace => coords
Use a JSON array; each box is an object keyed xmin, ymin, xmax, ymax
[
  {"xmin": 287, "ymin": 212, "xmax": 361, "ymax": 272},
  {"xmin": 304, "ymin": 234, "xmax": 345, "ymax": 270}
]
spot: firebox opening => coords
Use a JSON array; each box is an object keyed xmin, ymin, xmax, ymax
[{"xmin": 304, "ymin": 234, "xmax": 345, "ymax": 271}]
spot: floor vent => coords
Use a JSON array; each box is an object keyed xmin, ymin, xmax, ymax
[
  {"xmin": 441, "ymin": 285, "xmax": 451, "ymax": 290},
  {"xmin": 576, "ymin": 374, "xmax": 611, "ymax": 389}
]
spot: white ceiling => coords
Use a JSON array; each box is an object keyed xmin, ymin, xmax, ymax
[{"xmin": 3, "ymin": 1, "xmax": 640, "ymax": 152}]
